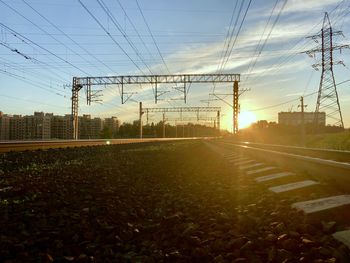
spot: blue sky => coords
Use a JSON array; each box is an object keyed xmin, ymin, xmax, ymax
[{"xmin": 1, "ymin": 0, "xmax": 350, "ymax": 130}]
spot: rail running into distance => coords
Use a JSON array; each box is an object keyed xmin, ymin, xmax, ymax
[
  {"xmin": 216, "ymin": 139, "xmax": 350, "ymax": 189},
  {"xmin": 0, "ymin": 137, "xmax": 207, "ymax": 153},
  {"xmin": 230, "ymin": 141, "xmax": 350, "ymax": 162}
]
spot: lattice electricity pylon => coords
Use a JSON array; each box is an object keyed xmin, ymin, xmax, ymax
[{"xmin": 303, "ymin": 12, "xmax": 349, "ymax": 128}]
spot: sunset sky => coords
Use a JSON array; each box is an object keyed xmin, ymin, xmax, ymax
[{"xmin": 1, "ymin": 0, "xmax": 350, "ymax": 130}]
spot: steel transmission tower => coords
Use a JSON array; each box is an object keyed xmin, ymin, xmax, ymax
[{"xmin": 303, "ymin": 12, "xmax": 349, "ymax": 128}]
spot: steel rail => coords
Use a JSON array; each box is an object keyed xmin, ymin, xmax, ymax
[
  {"xmin": 0, "ymin": 138, "xmax": 204, "ymax": 153},
  {"xmin": 227, "ymin": 141, "xmax": 350, "ymax": 162},
  {"xmin": 217, "ymin": 141, "xmax": 350, "ymax": 190}
]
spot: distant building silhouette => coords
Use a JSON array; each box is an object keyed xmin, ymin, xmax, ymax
[
  {"xmin": 0, "ymin": 111, "xmax": 119, "ymax": 141},
  {"xmin": 278, "ymin": 112, "xmax": 326, "ymax": 126},
  {"xmin": 104, "ymin": 116, "xmax": 120, "ymax": 136},
  {"xmin": 0, "ymin": 111, "xmax": 10, "ymax": 140},
  {"xmin": 51, "ymin": 114, "xmax": 73, "ymax": 139}
]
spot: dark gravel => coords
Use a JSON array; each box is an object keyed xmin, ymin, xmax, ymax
[{"xmin": 0, "ymin": 141, "xmax": 349, "ymax": 262}]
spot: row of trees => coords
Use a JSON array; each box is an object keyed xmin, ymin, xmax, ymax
[{"xmin": 100, "ymin": 120, "xmax": 219, "ymax": 139}]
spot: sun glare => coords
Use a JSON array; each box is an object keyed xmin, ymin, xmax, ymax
[{"xmin": 238, "ymin": 111, "xmax": 257, "ymax": 129}]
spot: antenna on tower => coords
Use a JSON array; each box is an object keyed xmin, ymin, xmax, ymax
[{"xmin": 302, "ymin": 12, "xmax": 349, "ymax": 129}]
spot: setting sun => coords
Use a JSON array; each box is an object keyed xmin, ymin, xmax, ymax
[{"xmin": 238, "ymin": 111, "xmax": 257, "ymax": 129}]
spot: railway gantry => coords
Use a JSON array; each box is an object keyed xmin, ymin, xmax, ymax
[{"xmin": 71, "ymin": 73, "xmax": 240, "ymax": 139}]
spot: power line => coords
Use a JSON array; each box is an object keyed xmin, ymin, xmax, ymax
[
  {"xmin": 220, "ymin": 0, "xmax": 253, "ymax": 72},
  {"xmin": 0, "ymin": 25, "xmax": 74, "ymax": 81},
  {"xmin": 244, "ymin": 0, "xmax": 285, "ymax": 83},
  {"xmin": 21, "ymin": 0, "xmax": 116, "ymax": 74},
  {"xmin": 208, "ymin": 0, "xmax": 245, "ymax": 107},
  {"xmin": 0, "ymin": 68, "xmax": 67, "ymax": 97},
  {"xmin": 0, "ymin": 94, "xmax": 69, "ymax": 109},
  {"xmin": 244, "ymin": 0, "xmax": 347, "ymax": 85},
  {"xmin": 135, "ymin": 0, "xmax": 170, "ymax": 74},
  {"xmin": 78, "ymin": 0, "xmax": 146, "ymax": 74},
  {"xmin": 0, "ymin": 57, "xmax": 67, "ymax": 85},
  {"xmin": 0, "ymin": 0, "xmax": 90, "ymax": 76},
  {"xmin": 115, "ymin": 0, "xmax": 157, "ymax": 63},
  {"xmin": 96, "ymin": 0, "xmax": 154, "ymax": 74},
  {"xmin": 249, "ymin": 79, "xmax": 350, "ymax": 112},
  {"xmin": 217, "ymin": 0, "xmax": 245, "ymax": 73}
]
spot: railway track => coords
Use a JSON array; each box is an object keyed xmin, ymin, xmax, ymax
[
  {"xmin": 206, "ymin": 139, "xmax": 350, "ymax": 254},
  {"xmin": 232, "ymin": 141, "xmax": 350, "ymax": 162},
  {"xmin": 0, "ymin": 137, "xmax": 203, "ymax": 153}
]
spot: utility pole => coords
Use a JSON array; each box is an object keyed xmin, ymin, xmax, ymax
[
  {"xmin": 303, "ymin": 12, "xmax": 349, "ymax": 129},
  {"xmin": 298, "ymin": 96, "xmax": 307, "ymax": 146},
  {"xmin": 139, "ymin": 102, "xmax": 143, "ymax": 139},
  {"xmin": 217, "ymin": 110, "xmax": 220, "ymax": 133},
  {"xmin": 175, "ymin": 121, "xmax": 178, "ymax": 138},
  {"xmin": 233, "ymin": 81, "xmax": 239, "ymax": 134},
  {"xmin": 162, "ymin": 112, "xmax": 166, "ymax": 138},
  {"xmin": 209, "ymin": 81, "xmax": 247, "ymax": 135}
]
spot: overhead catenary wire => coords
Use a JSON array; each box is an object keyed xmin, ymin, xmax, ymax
[
  {"xmin": 0, "ymin": 57, "xmax": 68, "ymax": 86},
  {"xmin": 21, "ymin": 0, "xmax": 117, "ymax": 74},
  {"xmin": 6, "ymin": 0, "xmax": 106, "ymax": 78},
  {"xmin": 0, "ymin": 0, "xmax": 90, "ymax": 76},
  {"xmin": 217, "ymin": 0, "xmax": 245, "ymax": 73},
  {"xmin": 249, "ymin": 79, "xmax": 350, "ymax": 112},
  {"xmin": 78, "ymin": 0, "xmax": 146, "ymax": 75},
  {"xmin": 95, "ymin": 0, "xmax": 154, "ymax": 75},
  {"xmin": 219, "ymin": 0, "xmax": 253, "ymax": 72},
  {"xmin": 0, "ymin": 94, "xmax": 69, "ymax": 109},
  {"xmin": 135, "ymin": 0, "xmax": 170, "ymax": 74},
  {"xmin": 244, "ymin": 0, "xmax": 347, "ymax": 85},
  {"xmin": 244, "ymin": 0, "xmax": 285, "ymax": 83},
  {"xmin": 115, "ymin": 0, "xmax": 157, "ymax": 64},
  {"xmin": 0, "ymin": 68, "xmax": 67, "ymax": 97},
  {"xmin": 0, "ymin": 24, "xmax": 76, "ymax": 82}
]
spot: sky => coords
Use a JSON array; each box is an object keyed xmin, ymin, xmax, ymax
[{"xmin": 1, "ymin": 0, "xmax": 350, "ymax": 131}]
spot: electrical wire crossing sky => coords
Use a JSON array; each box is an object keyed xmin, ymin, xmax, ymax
[{"xmin": 1, "ymin": 0, "xmax": 350, "ymax": 130}]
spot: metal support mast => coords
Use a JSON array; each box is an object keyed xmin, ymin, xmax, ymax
[
  {"xmin": 298, "ymin": 96, "xmax": 307, "ymax": 146},
  {"xmin": 71, "ymin": 77, "xmax": 80, "ymax": 140},
  {"xmin": 139, "ymin": 102, "xmax": 144, "ymax": 139},
  {"xmin": 217, "ymin": 110, "xmax": 220, "ymax": 133},
  {"xmin": 233, "ymin": 81, "xmax": 239, "ymax": 134},
  {"xmin": 209, "ymin": 80, "xmax": 248, "ymax": 134},
  {"xmin": 303, "ymin": 13, "xmax": 348, "ymax": 128},
  {"xmin": 162, "ymin": 113, "xmax": 166, "ymax": 138}
]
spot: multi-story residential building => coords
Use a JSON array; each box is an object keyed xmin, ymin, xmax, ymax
[
  {"xmin": 51, "ymin": 114, "xmax": 73, "ymax": 139},
  {"xmin": 0, "ymin": 111, "xmax": 117, "ymax": 141},
  {"xmin": 79, "ymin": 115, "xmax": 103, "ymax": 139},
  {"xmin": 24, "ymin": 112, "xmax": 51, "ymax": 139},
  {"xmin": 104, "ymin": 116, "xmax": 119, "ymax": 136},
  {"xmin": 0, "ymin": 111, "xmax": 10, "ymax": 140},
  {"xmin": 91, "ymin": 117, "xmax": 103, "ymax": 139},
  {"xmin": 278, "ymin": 112, "xmax": 326, "ymax": 126},
  {"xmin": 9, "ymin": 115, "xmax": 25, "ymax": 140},
  {"xmin": 79, "ymin": 114, "xmax": 92, "ymax": 139}
]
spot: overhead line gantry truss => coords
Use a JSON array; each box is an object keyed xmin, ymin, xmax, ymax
[
  {"xmin": 72, "ymin": 73, "xmax": 240, "ymax": 139},
  {"xmin": 139, "ymin": 104, "xmax": 221, "ymax": 138}
]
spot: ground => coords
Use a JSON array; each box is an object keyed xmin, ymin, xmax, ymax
[{"xmin": 0, "ymin": 141, "xmax": 349, "ymax": 262}]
